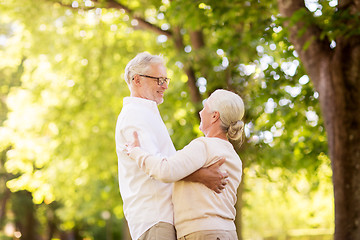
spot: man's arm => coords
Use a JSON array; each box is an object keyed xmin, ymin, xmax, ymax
[{"xmin": 182, "ymin": 158, "xmax": 229, "ymax": 194}]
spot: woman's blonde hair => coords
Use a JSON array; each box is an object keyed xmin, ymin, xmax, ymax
[{"xmin": 207, "ymin": 89, "xmax": 245, "ymax": 147}]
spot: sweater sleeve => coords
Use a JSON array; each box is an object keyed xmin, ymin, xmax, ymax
[{"xmin": 129, "ymin": 138, "xmax": 208, "ymax": 182}]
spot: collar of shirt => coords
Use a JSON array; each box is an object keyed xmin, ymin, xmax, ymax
[{"xmin": 123, "ymin": 97, "xmax": 159, "ymax": 114}]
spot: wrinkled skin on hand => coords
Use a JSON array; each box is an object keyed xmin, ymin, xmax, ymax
[{"xmin": 183, "ymin": 158, "xmax": 229, "ymax": 193}]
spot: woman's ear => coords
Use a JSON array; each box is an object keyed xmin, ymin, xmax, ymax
[{"xmin": 212, "ymin": 111, "xmax": 220, "ymax": 123}]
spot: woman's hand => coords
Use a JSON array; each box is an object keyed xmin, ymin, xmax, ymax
[{"xmin": 124, "ymin": 131, "xmax": 140, "ymax": 155}]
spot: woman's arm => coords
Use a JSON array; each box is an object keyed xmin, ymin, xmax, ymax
[{"xmin": 127, "ymin": 132, "xmax": 207, "ymax": 182}]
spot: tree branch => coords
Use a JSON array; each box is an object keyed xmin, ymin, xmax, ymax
[
  {"xmin": 53, "ymin": 0, "xmax": 172, "ymax": 38},
  {"xmin": 189, "ymin": 30, "xmax": 205, "ymax": 50},
  {"xmin": 53, "ymin": 0, "xmax": 96, "ymax": 10},
  {"xmin": 277, "ymin": 0, "xmax": 331, "ymax": 90},
  {"xmin": 105, "ymin": 0, "xmax": 172, "ymax": 38},
  {"xmin": 338, "ymin": 0, "xmax": 360, "ymax": 14}
]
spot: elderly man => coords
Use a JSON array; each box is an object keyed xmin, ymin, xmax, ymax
[{"xmin": 115, "ymin": 52, "xmax": 227, "ymax": 240}]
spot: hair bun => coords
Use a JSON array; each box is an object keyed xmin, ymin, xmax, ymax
[
  {"xmin": 227, "ymin": 120, "xmax": 244, "ymax": 141},
  {"xmin": 233, "ymin": 120, "xmax": 244, "ymax": 128}
]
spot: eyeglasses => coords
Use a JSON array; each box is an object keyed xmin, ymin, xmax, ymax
[{"xmin": 136, "ymin": 74, "xmax": 170, "ymax": 86}]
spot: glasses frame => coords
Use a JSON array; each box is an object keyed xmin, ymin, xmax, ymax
[{"xmin": 136, "ymin": 74, "xmax": 170, "ymax": 86}]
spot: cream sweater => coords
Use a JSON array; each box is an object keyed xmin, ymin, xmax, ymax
[{"xmin": 129, "ymin": 137, "xmax": 242, "ymax": 238}]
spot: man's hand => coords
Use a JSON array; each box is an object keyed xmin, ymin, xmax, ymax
[
  {"xmin": 124, "ymin": 131, "xmax": 141, "ymax": 155},
  {"xmin": 182, "ymin": 157, "xmax": 228, "ymax": 193}
]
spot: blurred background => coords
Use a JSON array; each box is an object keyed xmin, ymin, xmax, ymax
[{"xmin": 0, "ymin": 0, "xmax": 343, "ymax": 239}]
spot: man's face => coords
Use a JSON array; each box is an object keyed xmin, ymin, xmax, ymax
[{"xmin": 136, "ymin": 63, "xmax": 168, "ymax": 104}]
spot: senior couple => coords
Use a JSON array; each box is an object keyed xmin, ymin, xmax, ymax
[{"xmin": 115, "ymin": 52, "xmax": 245, "ymax": 240}]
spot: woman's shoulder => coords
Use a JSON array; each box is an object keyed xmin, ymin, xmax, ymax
[
  {"xmin": 187, "ymin": 137, "xmax": 227, "ymax": 150},
  {"xmin": 196, "ymin": 137, "xmax": 229, "ymax": 144},
  {"xmin": 186, "ymin": 137, "xmax": 206, "ymax": 146}
]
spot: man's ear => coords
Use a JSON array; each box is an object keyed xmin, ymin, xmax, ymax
[{"xmin": 132, "ymin": 75, "xmax": 141, "ymax": 86}]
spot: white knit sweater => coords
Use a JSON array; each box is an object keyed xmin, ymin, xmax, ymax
[{"xmin": 129, "ymin": 137, "xmax": 242, "ymax": 238}]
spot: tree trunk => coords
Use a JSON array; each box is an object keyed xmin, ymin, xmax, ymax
[
  {"xmin": 277, "ymin": 0, "xmax": 360, "ymax": 239},
  {"xmin": 173, "ymin": 27, "xmax": 202, "ymax": 105},
  {"xmin": 12, "ymin": 191, "xmax": 38, "ymax": 240},
  {"xmin": 0, "ymin": 147, "xmax": 12, "ymax": 227},
  {"xmin": 328, "ymin": 36, "xmax": 360, "ymax": 240},
  {"xmin": 0, "ymin": 188, "xmax": 10, "ymax": 225},
  {"xmin": 45, "ymin": 203, "xmax": 58, "ymax": 240}
]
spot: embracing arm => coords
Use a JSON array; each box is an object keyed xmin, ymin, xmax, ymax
[
  {"xmin": 126, "ymin": 131, "xmax": 228, "ymax": 192},
  {"xmin": 129, "ymin": 137, "xmax": 207, "ymax": 182},
  {"xmin": 182, "ymin": 158, "xmax": 228, "ymax": 193}
]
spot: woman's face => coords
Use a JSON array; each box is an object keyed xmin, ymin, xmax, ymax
[{"xmin": 199, "ymin": 101, "xmax": 213, "ymax": 135}]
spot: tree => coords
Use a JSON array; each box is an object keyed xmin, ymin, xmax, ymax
[
  {"xmin": 1, "ymin": 1, "xmax": 132, "ymax": 238},
  {"xmin": 84, "ymin": 0, "xmax": 357, "ymax": 238},
  {"xmin": 65, "ymin": 0, "xmax": 357, "ymax": 238},
  {"xmin": 0, "ymin": 0, "xmax": 341, "ymax": 239},
  {"xmin": 276, "ymin": 0, "xmax": 360, "ymax": 239}
]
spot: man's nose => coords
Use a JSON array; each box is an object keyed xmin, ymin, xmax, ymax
[{"xmin": 161, "ymin": 82, "xmax": 169, "ymax": 89}]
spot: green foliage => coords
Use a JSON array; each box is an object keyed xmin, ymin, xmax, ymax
[
  {"xmin": 0, "ymin": 0, "xmax": 343, "ymax": 238},
  {"xmin": 243, "ymin": 159, "xmax": 333, "ymax": 239}
]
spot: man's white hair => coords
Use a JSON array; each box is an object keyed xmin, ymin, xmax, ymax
[{"xmin": 124, "ymin": 52, "xmax": 164, "ymax": 85}]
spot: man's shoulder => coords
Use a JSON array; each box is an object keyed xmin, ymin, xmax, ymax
[
  {"xmin": 120, "ymin": 100, "xmax": 154, "ymax": 115},
  {"xmin": 117, "ymin": 108, "xmax": 147, "ymax": 126},
  {"xmin": 117, "ymin": 105, "xmax": 158, "ymax": 131}
]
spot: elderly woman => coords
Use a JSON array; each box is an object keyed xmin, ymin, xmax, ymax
[{"xmin": 125, "ymin": 89, "xmax": 245, "ymax": 240}]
